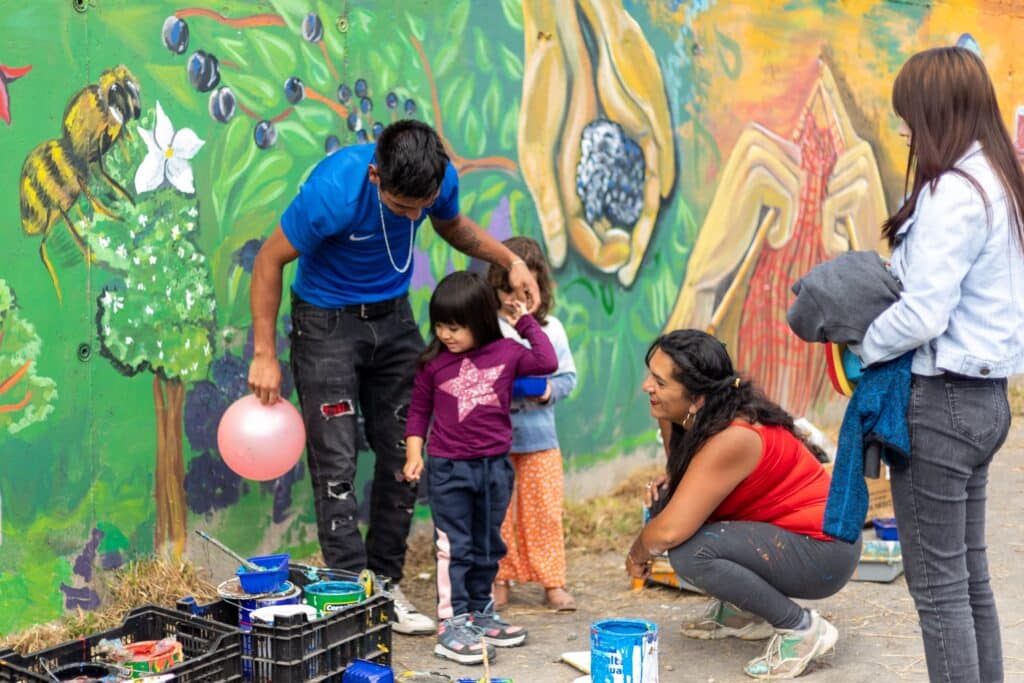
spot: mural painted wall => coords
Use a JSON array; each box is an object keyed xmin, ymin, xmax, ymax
[{"xmin": 1, "ymin": 0, "xmax": 1022, "ymax": 633}]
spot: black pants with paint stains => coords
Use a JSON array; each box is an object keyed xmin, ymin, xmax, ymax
[
  {"xmin": 668, "ymin": 521, "xmax": 861, "ymax": 629},
  {"xmin": 290, "ymin": 293, "xmax": 423, "ymax": 583}
]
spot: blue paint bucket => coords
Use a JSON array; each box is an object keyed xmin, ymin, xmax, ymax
[
  {"xmin": 590, "ymin": 619, "xmax": 659, "ymax": 683},
  {"xmin": 218, "ymin": 577, "xmax": 302, "ymax": 680}
]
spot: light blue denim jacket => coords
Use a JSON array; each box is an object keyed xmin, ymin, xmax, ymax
[
  {"xmin": 860, "ymin": 142, "xmax": 1024, "ymax": 377},
  {"xmin": 499, "ymin": 315, "xmax": 576, "ymax": 453}
]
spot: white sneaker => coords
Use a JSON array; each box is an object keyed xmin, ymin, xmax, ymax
[
  {"xmin": 744, "ymin": 609, "xmax": 839, "ymax": 679},
  {"xmin": 390, "ymin": 584, "xmax": 435, "ymax": 635}
]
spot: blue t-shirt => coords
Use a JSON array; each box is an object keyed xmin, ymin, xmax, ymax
[{"xmin": 281, "ymin": 144, "xmax": 460, "ymax": 307}]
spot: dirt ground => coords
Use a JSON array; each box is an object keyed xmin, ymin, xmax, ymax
[{"xmin": 390, "ymin": 422, "xmax": 1024, "ymax": 682}]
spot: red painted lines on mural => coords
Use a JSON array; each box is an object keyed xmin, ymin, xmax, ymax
[
  {"xmin": 408, "ymin": 35, "xmax": 517, "ymax": 178},
  {"xmin": 233, "ymin": 99, "xmax": 294, "ymax": 124},
  {"xmin": 0, "ymin": 359, "xmax": 32, "ymax": 412},
  {"xmin": 174, "ymin": 8, "xmax": 285, "ymax": 28},
  {"xmin": 319, "ymin": 41, "xmax": 340, "ymax": 82},
  {"xmin": 305, "ymin": 87, "xmax": 348, "ymax": 119}
]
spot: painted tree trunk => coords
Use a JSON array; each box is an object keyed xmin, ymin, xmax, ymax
[{"xmin": 153, "ymin": 375, "xmax": 187, "ymax": 558}]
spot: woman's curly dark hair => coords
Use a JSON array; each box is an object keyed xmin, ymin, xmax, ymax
[{"xmin": 648, "ymin": 329, "xmax": 827, "ymax": 497}]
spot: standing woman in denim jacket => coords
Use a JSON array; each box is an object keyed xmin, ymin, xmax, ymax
[{"xmin": 859, "ymin": 47, "xmax": 1024, "ymax": 682}]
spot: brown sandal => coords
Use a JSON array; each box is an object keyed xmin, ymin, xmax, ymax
[
  {"xmin": 492, "ymin": 580, "xmax": 510, "ymax": 608},
  {"xmin": 544, "ymin": 586, "xmax": 576, "ymax": 611}
]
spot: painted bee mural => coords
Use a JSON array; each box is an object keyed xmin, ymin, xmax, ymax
[{"xmin": 19, "ymin": 65, "xmax": 141, "ymax": 303}]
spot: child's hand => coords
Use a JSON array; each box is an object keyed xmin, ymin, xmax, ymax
[
  {"xmin": 403, "ymin": 454, "xmax": 424, "ymax": 482},
  {"xmin": 526, "ymin": 380, "xmax": 552, "ymax": 403},
  {"xmin": 504, "ymin": 299, "xmax": 529, "ymax": 325}
]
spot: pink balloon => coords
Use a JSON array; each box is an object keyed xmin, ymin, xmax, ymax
[{"xmin": 217, "ymin": 395, "xmax": 306, "ymax": 481}]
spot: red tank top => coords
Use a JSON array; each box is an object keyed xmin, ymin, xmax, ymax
[{"xmin": 709, "ymin": 422, "xmax": 832, "ymax": 541}]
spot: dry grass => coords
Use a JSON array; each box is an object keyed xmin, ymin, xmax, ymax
[
  {"xmin": 1010, "ymin": 382, "xmax": 1024, "ymax": 416},
  {"xmin": 0, "ymin": 559, "xmax": 218, "ymax": 654},
  {"xmin": 563, "ymin": 464, "xmax": 662, "ymax": 553}
]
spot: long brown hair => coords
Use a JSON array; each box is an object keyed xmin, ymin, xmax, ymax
[
  {"xmin": 486, "ymin": 236, "xmax": 554, "ymax": 325},
  {"xmin": 647, "ymin": 330, "xmax": 827, "ymax": 499},
  {"xmin": 883, "ymin": 47, "xmax": 1024, "ymax": 250}
]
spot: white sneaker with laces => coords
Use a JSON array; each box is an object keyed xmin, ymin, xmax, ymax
[{"xmin": 390, "ymin": 584, "xmax": 435, "ymax": 635}]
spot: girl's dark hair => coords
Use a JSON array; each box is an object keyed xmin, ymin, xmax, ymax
[
  {"xmin": 647, "ymin": 329, "xmax": 827, "ymax": 497},
  {"xmin": 485, "ymin": 236, "xmax": 553, "ymax": 325},
  {"xmin": 419, "ymin": 271, "xmax": 503, "ymax": 367},
  {"xmin": 374, "ymin": 120, "xmax": 449, "ymax": 200},
  {"xmin": 883, "ymin": 46, "xmax": 1024, "ymax": 251}
]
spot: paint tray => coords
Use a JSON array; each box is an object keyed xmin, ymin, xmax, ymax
[
  {"xmin": 851, "ymin": 539, "xmax": 904, "ymax": 582},
  {"xmin": 872, "ymin": 517, "xmax": 899, "ymax": 540},
  {"xmin": 237, "ymin": 553, "xmax": 290, "ymax": 594}
]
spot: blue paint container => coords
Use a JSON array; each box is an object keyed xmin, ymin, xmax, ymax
[
  {"xmin": 590, "ymin": 619, "xmax": 659, "ymax": 683},
  {"xmin": 342, "ymin": 658, "xmax": 394, "ymax": 682}
]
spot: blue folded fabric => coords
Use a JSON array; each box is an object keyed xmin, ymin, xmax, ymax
[{"xmin": 823, "ymin": 352, "xmax": 913, "ymax": 543}]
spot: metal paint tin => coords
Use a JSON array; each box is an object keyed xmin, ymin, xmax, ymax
[
  {"xmin": 590, "ymin": 619, "xmax": 659, "ymax": 683},
  {"xmin": 303, "ymin": 580, "xmax": 365, "ymax": 613},
  {"xmin": 218, "ymin": 577, "xmax": 302, "ymax": 680}
]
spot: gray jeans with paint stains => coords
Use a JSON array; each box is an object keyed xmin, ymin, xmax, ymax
[
  {"xmin": 668, "ymin": 521, "xmax": 861, "ymax": 630},
  {"xmin": 290, "ymin": 293, "xmax": 423, "ymax": 583}
]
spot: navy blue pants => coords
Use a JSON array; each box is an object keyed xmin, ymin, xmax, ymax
[{"xmin": 428, "ymin": 454, "xmax": 514, "ymax": 619}]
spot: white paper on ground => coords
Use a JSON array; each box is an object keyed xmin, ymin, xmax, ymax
[{"xmin": 561, "ymin": 650, "xmax": 591, "ymax": 674}]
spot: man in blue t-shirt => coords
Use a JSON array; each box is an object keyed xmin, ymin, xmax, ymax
[{"xmin": 247, "ymin": 120, "xmax": 538, "ymax": 635}]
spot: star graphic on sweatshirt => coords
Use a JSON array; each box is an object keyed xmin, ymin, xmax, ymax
[{"xmin": 439, "ymin": 357, "xmax": 506, "ymax": 422}]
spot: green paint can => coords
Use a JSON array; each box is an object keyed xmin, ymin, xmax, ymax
[{"xmin": 303, "ymin": 580, "xmax": 365, "ymax": 613}]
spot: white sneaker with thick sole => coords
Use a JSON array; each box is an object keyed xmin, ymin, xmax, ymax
[
  {"xmin": 390, "ymin": 584, "xmax": 435, "ymax": 635},
  {"xmin": 744, "ymin": 609, "xmax": 839, "ymax": 679}
]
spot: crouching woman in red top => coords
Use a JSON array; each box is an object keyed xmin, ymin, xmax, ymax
[{"xmin": 626, "ymin": 330, "xmax": 861, "ymax": 680}]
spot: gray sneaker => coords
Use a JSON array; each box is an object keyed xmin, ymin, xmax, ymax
[
  {"xmin": 471, "ymin": 600, "xmax": 527, "ymax": 647},
  {"xmin": 681, "ymin": 599, "xmax": 775, "ymax": 641},
  {"xmin": 434, "ymin": 614, "xmax": 496, "ymax": 665}
]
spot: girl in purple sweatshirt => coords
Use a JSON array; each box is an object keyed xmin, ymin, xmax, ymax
[{"xmin": 403, "ymin": 270, "xmax": 557, "ymax": 665}]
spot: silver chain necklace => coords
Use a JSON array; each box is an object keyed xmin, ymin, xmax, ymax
[{"xmin": 376, "ymin": 186, "xmax": 414, "ymax": 274}]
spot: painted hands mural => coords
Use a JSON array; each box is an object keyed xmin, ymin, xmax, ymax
[
  {"xmin": 2, "ymin": 0, "xmax": 1022, "ymax": 634},
  {"xmin": 519, "ymin": 0, "xmax": 675, "ymax": 286}
]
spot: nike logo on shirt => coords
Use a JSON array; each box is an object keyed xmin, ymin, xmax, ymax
[{"xmin": 349, "ymin": 232, "xmax": 374, "ymax": 241}]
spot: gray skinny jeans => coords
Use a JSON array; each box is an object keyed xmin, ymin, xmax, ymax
[
  {"xmin": 893, "ymin": 374, "xmax": 1011, "ymax": 683},
  {"xmin": 668, "ymin": 520, "xmax": 861, "ymax": 629}
]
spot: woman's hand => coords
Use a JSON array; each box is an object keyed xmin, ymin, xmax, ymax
[
  {"xmin": 644, "ymin": 473, "xmax": 669, "ymax": 508},
  {"xmin": 625, "ymin": 536, "xmax": 653, "ymax": 578},
  {"xmin": 625, "ymin": 553, "xmax": 652, "ymax": 579}
]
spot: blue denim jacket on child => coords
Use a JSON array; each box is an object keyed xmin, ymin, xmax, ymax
[{"xmin": 860, "ymin": 142, "xmax": 1024, "ymax": 377}]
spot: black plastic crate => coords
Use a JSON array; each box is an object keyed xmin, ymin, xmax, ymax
[
  {"xmin": 0, "ymin": 605, "xmax": 242, "ymax": 682},
  {"xmin": 180, "ymin": 565, "xmax": 393, "ymax": 682}
]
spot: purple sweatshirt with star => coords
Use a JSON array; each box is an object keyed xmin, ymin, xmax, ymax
[{"xmin": 405, "ymin": 314, "xmax": 558, "ymax": 460}]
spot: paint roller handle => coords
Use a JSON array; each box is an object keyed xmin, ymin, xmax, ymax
[{"xmin": 194, "ymin": 529, "xmax": 262, "ymax": 572}]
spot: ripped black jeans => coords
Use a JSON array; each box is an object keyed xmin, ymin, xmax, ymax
[{"xmin": 290, "ymin": 293, "xmax": 424, "ymax": 582}]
